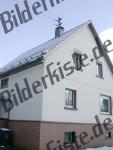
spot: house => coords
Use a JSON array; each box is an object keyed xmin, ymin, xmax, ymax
[{"xmin": 0, "ymin": 20, "xmax": 113, "ymax": 150}]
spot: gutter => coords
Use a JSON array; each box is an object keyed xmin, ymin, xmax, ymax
[{"xmin": 0, "ymin": 56, "xmax": 44, "ymax": 79}]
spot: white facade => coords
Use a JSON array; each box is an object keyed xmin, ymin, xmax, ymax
[
  {"xmin": 42, "ymin": 24, "xmax": 113, "ymax": 124},
  {"xmin": 0, "ymin": 64, "xmax": 44, "ymax": 121},
  {"xmin": 0, "ymin": 21, "xmax": 113, "ymax": 124}
]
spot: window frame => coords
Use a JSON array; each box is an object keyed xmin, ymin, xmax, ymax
[
  {"xmin": 105, "ymin": 132, "xmax": 112, "ymax": 139},
  {"xmin": 65, "ymin": 88, "xmax": 76, "ymax": 109},
  {"xmin": 100, "ymin": 94, "xmax": 112, "ymax": 115},
  {"xmin": 1, "ymin": 78, "xmax": 9, "ymax": 88},
  {"xmin": 96, "ymin": 61, "xmax": 103, "ymax": 78},
  {"xmin": 72, "ymin": 51, "xmax": 82, "ymax": 71}
]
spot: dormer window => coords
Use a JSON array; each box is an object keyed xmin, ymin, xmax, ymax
[
  {"xmin": 72, "ymin": 52, "xmax": 82, "ymax": 70},
  {"xmin": 1, "ymin": 78, "xmax": 9, "ymax": 88}
]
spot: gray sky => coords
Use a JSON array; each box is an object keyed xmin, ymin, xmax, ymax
[{"xmin": 0, "ymin": 0, "xmax": 113, "ymax": 68}]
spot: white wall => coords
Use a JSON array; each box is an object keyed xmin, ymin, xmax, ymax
[
  {"xmin": 0, "ymin": 64, "xmax": 44, "ymax": 121},
  {"xmin": 42, "ymin": 24, "xmax": 113, "ymax": 124}
]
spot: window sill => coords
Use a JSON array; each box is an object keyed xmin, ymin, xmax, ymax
[
  {"xmin": 100, "ymin": 112, "xmax": 112, "ymax": 116},
  {"xmin": 64, "ymin": 141, "xmax": 75, "ymax": 145},
  {"xmin": 0, "ymin": 86, "xmax": 8, "ymax": 89},
  {"xmin": 96, "ymin": 75, "xmax": 104, "ymax": 79},
  {"xmin": 64, "ymin": 107, "xmax": 78, "ymax": 111},
  {"xmin": 105, "ymin": 137, "xmax": 112, "ymax": 140}
]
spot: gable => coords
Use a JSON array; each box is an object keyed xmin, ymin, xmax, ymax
[
  {"xmin": 43, "ymin": 22, "xmax": 113, "ymax": 87},
  {"xmin": 0, "ymin": 21, "xmax": 112, "ymax": 79},
  {"xmin": 41, "ymin": 22, "xmax": 113, "ymax": 123}
]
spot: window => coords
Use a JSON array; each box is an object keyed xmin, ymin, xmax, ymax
[
  {"xmin": 105, "ymin": 132, "xmax": 112, "ymax": 139},
  {"xmin": 65, "ymin": 89, "xmax": 76, "ymax": 109},
  {"xmin": 100, "ymin": 95, "xmax": 112, "ymax": 115},
  {"xmin": 64, "ymin": 132, "xmax": 75, "ymax": 144},
  {"xmin": 1, "ymin": 78, "xmax": 9, "ymax": 88},
  {"xmin": 96, "ymin": 61, "xmax": 103, "ymax": 78},
  {"xmin": 72, "ymin": 52, "xmax": 82, "ymax": 70}
]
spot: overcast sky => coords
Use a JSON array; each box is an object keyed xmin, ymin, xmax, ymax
[{"xmin": 0, "ymin": 0, "xmax": 113, "ymax": 68}]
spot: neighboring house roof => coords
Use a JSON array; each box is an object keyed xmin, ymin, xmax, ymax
[{"xmin": 0, "ymin": 20, "xmax": 113, "ymax": 78}]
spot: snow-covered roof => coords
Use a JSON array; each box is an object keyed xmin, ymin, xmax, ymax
[{"xmin": 0, "ymin": 20, "xmax": 91, "ymax": 75}]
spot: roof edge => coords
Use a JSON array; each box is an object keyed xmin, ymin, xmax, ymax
[
  {"xmin": 0, "ymin": 56, "xmax": 43, "ymax": 79},
  {"xmin": 88, "ymin": 23, "xmax": 113, "ymax": 75}
]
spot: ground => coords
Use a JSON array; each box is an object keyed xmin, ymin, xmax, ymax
[{"xmin": 87, "ymin": 147, "xmax": 113, "ymax": 150}]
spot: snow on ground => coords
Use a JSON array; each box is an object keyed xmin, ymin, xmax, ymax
[{"xmin": 87, "ymin": 147, "xmax": 113, "ymax": 150}]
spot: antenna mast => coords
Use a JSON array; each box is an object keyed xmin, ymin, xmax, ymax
[{"xmin": 55, "ymin": 17, "xmax": 64, "ymax": 38}]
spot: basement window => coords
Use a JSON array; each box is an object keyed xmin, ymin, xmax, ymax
[
  {"xmin": 72, "ymin": 52, "xmax": 82, "ymax": 70},
  {"xmin": 105, "ymin": 132, "xmax": 112, "ymax": 139},
  {"xmin": 64, "ymin": 132, "xmax": 76, "ymax": 144},
  {"xmin": 1, "ymin": 78, "xmax": 9, "ymax": 88}
]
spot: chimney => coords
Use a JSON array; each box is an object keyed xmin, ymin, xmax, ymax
[{"xmin": 55, "ymin": 18, "xmax": 64, "ymax": 38}]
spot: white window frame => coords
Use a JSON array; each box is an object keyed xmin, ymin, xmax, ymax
[
  {"xmin": 100, "ymin": 95, "xmax": 112, "ymax": 115},
  {"xmin": 65, "ymin": 88, "xmax": 76, "ymax": 109}
]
